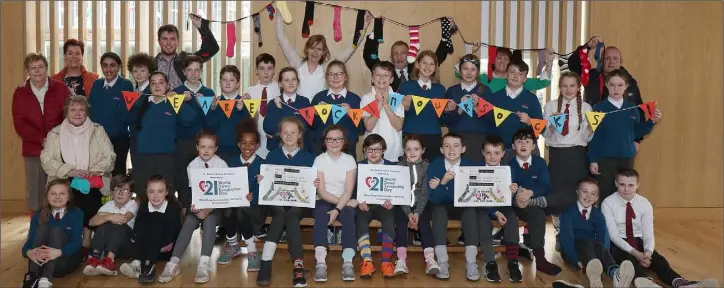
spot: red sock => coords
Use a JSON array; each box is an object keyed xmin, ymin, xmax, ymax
[
  {"xmin": 381, "ymin": 233, "xmax": 393, "ymax": 263},
  {"xmin": 533, "ymin": 248, "xmax": 561, "ymax": 275},
  {"xmin": 226, "ymin": 23, "xmax": 236, "ymax": 57},
  {"xmin": 506, "ymin": 245, "xmax": 519, "ymax": 260},
  {"xmin": 407, "ymin": 26, "xmax": 420, "ymax": 63}
]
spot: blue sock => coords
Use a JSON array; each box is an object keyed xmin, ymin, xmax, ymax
[{"xmin": 607, "ymin": 265, "xmax": 619, "ymax": 279}]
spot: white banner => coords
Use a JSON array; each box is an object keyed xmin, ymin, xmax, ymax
[
  {"xmin": 356, "ymin": 164, "xmax": 411, "ymax": 205},
  {"xmin": 190, "ymin": 167, "xmax": 250, "ymax": 209},
  {"xmin": 454, "ymin": 166, "xmax": 512, "ymax": 207},
  {"xmin": 258, "ymin": 164, "xmax": 317, "ymax": 208}
]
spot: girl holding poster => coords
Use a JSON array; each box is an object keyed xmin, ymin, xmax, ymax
[
  {"xmin": 263, "ymin": 67, "xmax": 313, "ymax": 153},
  {"xmin": 311, "ymin": 125, "xmax": 358, "ymax": 282},
  {"xmin": 257, "ymin": 116, "xmax": 317, "ymax": 288},
  {"xmin": 310, "ymin": 60, "xmax": 363, "ymax": 158},
  {"xmin": 398, "ymin": 50, "xmax": 452, "ymax": 162},
  {"xmin": 158, "ymin": 131, "xmax": 227, "ymax": 284},
  {"xmin": 129, "ymin": 71, "xmax": 195, "ymax": 199}
]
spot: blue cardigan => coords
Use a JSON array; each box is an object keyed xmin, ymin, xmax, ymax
[
  {"xmin": 88, "ymin": 77, "xmax": 135, "ymax": 139},
  {"xmin": 263, "ymin": 95, "xmax": 313, "ymax": 152},
  {"xmin": 509, "ymin": 155, "xmax": 550, "ymax": 199},
  {"xmin": 310, "ymin": 89, "xmax": 364, "ymax": 146},
  {"xmin": 23, "ymin": 207, "xmax": 84, "ymax": 258},
  {"xmin": 172, "ymin": 84, "xmax": 215, "ymax": 141},
  {"xmin": 398, "ymin": 80, "xmax": 449, "ymax": 135},
  {"xmin": 426, "ymin": 156, "xmax": 474, "ymax": 204},
  {"xmin": 206, "ymin": 95, "xmax": 252, "ymax": 154},
  {"xmin": 444, "ymin": 83, "xmax": 493, "ymax": 134},
  {"xmin": 559, "ymin": 203, "xmax": 610, "ymax": 264},
  {"xmin": 486, "ymin": 88, "xmax": 543, "ymax": 147},
  {"xmin": 587, "ymin": 99, "xmax": 654, "ymax": 163}
]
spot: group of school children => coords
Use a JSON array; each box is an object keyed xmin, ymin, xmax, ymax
[{"xmin": 21, "ymin": 20, "xmax": 719, "ymax": 288}]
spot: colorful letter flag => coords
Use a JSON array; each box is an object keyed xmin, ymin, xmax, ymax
[
  {"xmin": 430, "ymin": 98, "xmax": 448, "ymax": 117},
  {"xmin": 530, "ymin": 118, "xmax": 548, "ymax": 137},
  {"xmin": 457, "ymin": 98, "xmax": 474, "ymax": 117},
  {"xmin": 347, "ymin": 108, "xmax": 363, "ymax": 127},
  {"xmin": 197, "ymin": 96, "xmax": 214, "ymax": 115},
  {"xmin": 411, "ymin": 95, "xmax": 430, "ymax": 115},
  {"xmin": 314, "ymin": 104, "xmax": 332, "ymax": 124},
  {"xmin": 638, "ymin": 101, "xmax": 656, "ymax": 121},
  {"xmin": 331, "ymin": 104, "xmax": 347, "ymax": 124},
  {"xmin": 548, "ymin": 114, "xmax": 567, "ymax": 133},
  {"xmin": 362, "ymin": 101, "xmax": 380, "ymax": 118},
  {"xmin": 493, "ymin": 107, "xmax": 512, "ymax": 127},
  {"xmin": 388, "ymin": 92, "xmax": 403, "ymax": 112},
  {"xmin": 244, "ymin": 99, "xmax": 261, "ymax": 118},
  {"xmin": 168, "ymin": 94, "xmax": 185, "ymax": 114},
  {"xmin": 298, "ymin": 107, "xmax": 316, "ymax": 126},
  {"xmin": 218, "ymin": 99, "xmax": 235, "ymax": 118},
  {"xmin": 585, "ymin": 111, "xmax": 606, "ymax": 132},
  {"xmin": 121, "ymin": 91, "xmax": 140, "ymax": 110},
  {"xmin": 476, "ymin": 98, "xmax": 493, "ymax": 117}
]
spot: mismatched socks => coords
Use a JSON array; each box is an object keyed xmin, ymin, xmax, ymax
[
  {"xmin": 380, "ymin": 233, "xmax": 394, "ymax": 263},
  {"xmin": 505, "ymin": 245, "xmax": 519, "ymax": 260},
  {"xmin": 672, "ymin": 278, "xmax": 693, "ymax": 288},
  {"xmin": 529, "ymin": 196, "xmax": 548, "ymax": 208},
  {"xmin": 358, "ymin": 234, "xmax": 372, "ymax": 262}
]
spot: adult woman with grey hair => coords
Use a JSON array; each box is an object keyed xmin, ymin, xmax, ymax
[{"xmin": 40, "ymin": 95, "xmax": 116, "ymax": 259}]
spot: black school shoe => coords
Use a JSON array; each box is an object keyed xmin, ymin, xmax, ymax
[
  {"xmin": 138, "ymin": 261, "xmax": 156, "ymax": 284},
  {"xmin": 484, "ymin": 261, "xmax": 501, "ymax": 283},
  {"xmin": 507, "ymin": 260, "xmax": 523, "ymax": 283},
  {"xmin": 552, "ymin": 280, "xmax": 584, "ymax": 288},
  {"xmin": 21, "ymin": 272, "xmax": 39, "ymax": 288},
  {"xmin": 256, "ymin": 260, "xmax": 272, "ymax": 286},
  {"xmin": 492, "ymin": 228, "xmax": 504, "ymax": 245},
  {"xmin": 412, "ymin": 231, "xmax": 422, "ymax": 246},
  {"xmin": 457, "ymin": 232, "xmax": 465, "ymax": 245},
  {"xmin": 256, "ymin": 224, "xmax": 268, "ymax": 238},
  {"xmin": 292, "ymin": 266, "xmax": 307, "ymax": 287}
]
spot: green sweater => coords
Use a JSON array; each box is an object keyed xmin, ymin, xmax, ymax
[{"xmin": 454, "ymin": 71, "xmax": 551, "ymax": 93}]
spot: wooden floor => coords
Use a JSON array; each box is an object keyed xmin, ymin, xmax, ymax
[{"xmin": 2, "ymin": 215, "xmax": 722, "ymax": 287}]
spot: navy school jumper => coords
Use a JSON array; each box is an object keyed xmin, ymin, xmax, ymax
[
  {"xmin": 262, "ymin": 95, "xmax": 313, "ymax": 153},
  {"xmin": 206, "ymin": 95, "xmax": 252, "ymax": 155},
  {"xmin": 172, "ymin": 84, "xmax": 216, "ymax": 141}
]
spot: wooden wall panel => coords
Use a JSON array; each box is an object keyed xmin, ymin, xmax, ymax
[
  {"xmin": 1, "ymin": 2, "xmax": 30, "ymax": 213},
  {"xmin": 250, "ymin": 1, "xmax": 482, "ymax": 93},
  {"xmin": 589, "ymin": 1, "xmax": 723, "ymax": 208}
]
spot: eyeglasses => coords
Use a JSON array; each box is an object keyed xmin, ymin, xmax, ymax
[
  {"xmin": 113, "ymin": 188, "xmax": 130, "ymax": 195},
  {"xmin": 27, "ymin": 65, "xmax": 46, "ymax": 71},
  {"xmin": 325, "ymin": 137, "xmax": 344, "ymax": 143},
  {"xmin": 327, "ymin": 72, "xmax": 346, "ymax": 79},
  {"xmin": 365, "ymin": 148, "xmax": 385, "ymax": 154}
]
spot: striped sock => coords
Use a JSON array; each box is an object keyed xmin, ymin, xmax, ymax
[
  {"xmin": 358, "ymin": 234, "xmax": 372, "ymax": 262},
  {"xmin": 530, "ymin": 197, "xmax": 548, "ymax": 208},
  {"xmin": 672, "ymin": 278, "xmax": 691, "ymax": 288},
  {"xmin": 380, "ymin": 233, "xmax": 393, "ymax": 263},
  {"xmin": 506, "ymin": 245, "xmax": 519, "ymax": 260},
  {"xmin": 226, "ymin": 234, "xmax": 238, "ymax": 246},
  {"xmin": 607, "ymin": 265, "xmax": 619, "ymax": 279}
]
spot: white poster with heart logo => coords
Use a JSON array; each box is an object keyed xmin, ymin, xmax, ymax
[
  {"xmin": 454, "ymin": 166, "xmax": 512, "ymax": 207},
  {"xmin": 258, "ymin": 164, "xmax": 317, "ymax": 208},
  {"xmin": 356, "ymin": 164, "xmax": 411, "ymax": 205},
  {"xmin": 190, "ymin": 167, "xmax": 250, "ymax": 209}
]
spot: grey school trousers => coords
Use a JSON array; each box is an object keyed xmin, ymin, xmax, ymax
[
  {"xmin": 25, "ymin": 157, "xmax": 47, "ymax": 211},
  {"xmin": 266, "ymin": 206, "xmax": 307, "ymax": 260},
  {"xmin": 90, "ymin": 222, "xmax": 133, "ymax": 258},
  {"xmin": 356, "ymin": 204, "xmax": 396, "ymax": 240},
  {"xmin": 28, "ymin": 225, "xmax": 82, "ymax": 279},
  {"xmin": 171, "ymin": 210, "xmax": 220, "ymax": 258}
]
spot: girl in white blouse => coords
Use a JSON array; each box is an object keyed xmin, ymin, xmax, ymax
[
  {"xmin": 275, "ymin": 12, "xmax": 372, "ymax": 100},
  {"xmin": 311, "ymin": 125, "xmax": 358, "ymax": 282}
]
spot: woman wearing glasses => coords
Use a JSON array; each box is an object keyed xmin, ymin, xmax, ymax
[
  {"xmin": 310, "ymin": 60, "xmax": 364, "ymax": 158},
  {"xmin": 40, "ymin": 95, "xmax": 116, "ymax": 261}
]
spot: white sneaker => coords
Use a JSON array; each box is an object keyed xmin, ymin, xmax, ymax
[
  {"xmin": 83, "ymin": 263, "xmax": 100, "ymax": 276},
  {"xmin": 614, "ymin": 260, "xmax": 635, "ymax": 288},
  {"xmin": 120, "ymin": 261, "xmax": 141, "ymax": 279},
  {"xmin": 157, "ymin": 262, "xmax": 180, "ymax": 283},
  {"xmin": 585, "ymin": 259, "xmax": 604, "ymax": 288},
  {"xmin": 634, "ymin": 277, "xmax": 662, "ymax": 288},
  {"xmin": 37, "ymin": 278, "xmax": 52, "ymax": 288},
  {"xmin": 194, "ymin": 262, "xmax": 211, "ymax": 283},
  {"xmin": 425, "ymin": 259, "xmax": 440, "ymax": 275},
  {"xmin": 393, "ymin": 260, "xmax": 408, "ymax": 275}
]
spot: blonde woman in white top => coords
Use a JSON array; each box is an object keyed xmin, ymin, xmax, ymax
[{"xmin": 275, "ymin": 11, "xmax": 372, "ymax": 100}]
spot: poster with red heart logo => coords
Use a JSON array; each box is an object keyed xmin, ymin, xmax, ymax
[
  {"xmin": 190, "ymin": 167, "xmax": 250, "ymax": 209},
  {"xmin": 356, "ymin": 164, "xmax": 411, "ymax": 205}
]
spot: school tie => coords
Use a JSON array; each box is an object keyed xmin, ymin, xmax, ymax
[
  {"xmin": 561, "ymin": 103, "xmax": 571, "ymax": 136},
  {"xmin": 243, "ymin": 162, "xmax": 249, "ymax": 167},
  {"xmin": 204, "ymin": 163, "xmax": 209, "ymax": 168},
  {"xmin": 581, "ymin": 209, "xmax": 588, "ymax": 220},
  {"xmin": 332, "ymin": 94, "xmax": 341, "ymax": 100},
  {"xmin": 260, "ymin": 87, "xmax": 268, "ymax": 117},
  {"xmin": 522, "ymin": 162, "xmax": 529, "ymax": 171},
  {"xmin": 422, "ymin": 84, "xmax": 428, "ymax": 91},
  {"xmin": 54, "ymin": 212, "xmax": 60, "ymax": 220},
  {"xmin": 287, "ymin": 154, "xmax": 293, "ymax": 159},
  {"xmin": 625, "ymin": 202, "xmax": 640, "ymax": 251},
  {"xmin": 399, "ymin": 70, "xmax": 407, "ymax": 82},
  {"xmin": 287, "ymin": 98, "xmax": 293, "ymax": 105}
]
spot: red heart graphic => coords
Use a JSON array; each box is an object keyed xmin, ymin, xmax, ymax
[
  {"xmin": 365, "ymin": 176, "xmax": 375, "ymax": 188},
  {"xmin": 198, "ymin": 181, "xmax": 210, "ymax": 193}
]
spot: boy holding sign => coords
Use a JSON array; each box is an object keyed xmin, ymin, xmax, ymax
[
  {"xmin": 588, "ymin": 69, "xmax": 661, "ymax": 200},
  {"xmin": 425, "ymin": 132, "xmax": 474, "ymax": 279},
  {"xmin": 173, "ymin": 55, "xmax": 216, "ymax": 211},
  {"xmin": 311, "ymin": 60, "xmax": 363, "ymax": 158},
  {"xmin": 206, "ymin": 65, "xmax": 252, "ymax": 163},
  {"xmin": 218, "ymin": 119, "xmax": 265, "ymax": 269}
]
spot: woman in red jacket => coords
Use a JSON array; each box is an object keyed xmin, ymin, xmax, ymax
[
  {"xmin": 51, "ymin": 39, "xmax": 98, "ymax": 97},
  {"xmin": 13, "ymin": 53, "xmax": 71, "ymax": 212}
]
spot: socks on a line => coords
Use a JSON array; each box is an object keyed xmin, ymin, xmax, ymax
[
  {"xmin": 352, "ymin": 10, "xmax": 366, "ymax": 48},
  {"xmin": 434, "ymin": 245, "xmax": 449, "ymax": 263},
  {"xmin": 226, "ymin": 23, "xmax": 236, "ymax": 57},
  {"xmin": 358, "ymin": 234, "xmax": 372, "ymax": 262},
  {"xmin": 276, "ymin": 1, "xmax": 292, "ymax": 24},
  {"xmin": 407, "ymin": 26, "xmax": 420, "ymax": 63},
  {"xmin": 252, "ymin": 14, "xmax": 262, "ymax": 47},
  {"xmin": 530, "ymin": 197, "xmax": 548, "ymax": 208},
  {"xmin": 373, "ymin": 17, "xmax": 384, "ymax": 43},
  {"xmin": 301, "ymin": 1, "xmax": 314, "ymax": 38},
  {"xmin": 314, "ymin": 246, "xmax": 327, "ymax": 264},
  {"xmin": 439, "ymin": 18, "xmax": 455, "ymax": 56},
  {"xmin": 465, "ymin": 245, "xmax": 478, "ymax": 264},
  {"xmin": 261, "ymin": 242, "xmax": 277, "ymax": 261},
  {"xmin": 244, "ymin": 236, "xmax": 257, "ymax": 253},
  {"xmin": 533, "ymin": 248, "xmax": 562, "ymax": 275},
  {"xmin": 380, "ymin": 233, "xmax": 394, "ymax": 263},
  {"xmin": 265, "ymin": 3, "xmax": 275, "ymax": 20},
  {"xmin": 333, "ymin": 6, "xmax": 342, "ymax": 42}
]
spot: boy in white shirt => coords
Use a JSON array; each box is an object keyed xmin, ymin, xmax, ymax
[
  {"xmin": 601, "ymin": 169, "xmax": 718, "ymax": 288},
  {"xmin": 244, "ymin": 53, "xmax": 279, "ymax": 159},
  {"xmin": 360, "ymin": 61, "xmax": 405, "ymax": 162},
  {"xmin": 85, "ymin": 174, "xmax": 139, "ymax": 276}
]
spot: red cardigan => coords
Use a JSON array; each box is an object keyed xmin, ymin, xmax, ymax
[{"xmin": 12, "ymin": 78, "xmax": 70, "ymax": 157}]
